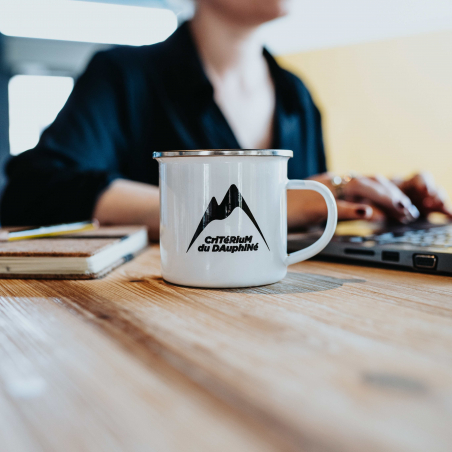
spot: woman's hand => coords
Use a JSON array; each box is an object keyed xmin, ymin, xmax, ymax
[
  {"xmin": 287, "ymin": 172, "xmax": 422, "ymax": 230},
  {"xmin": 396, "ymin": 172, "xmax": 452, "ymax": 218}
]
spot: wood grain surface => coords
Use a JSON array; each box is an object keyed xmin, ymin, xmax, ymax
[{"xmin": 0, "ymin": 245, "xmax": 451, "ymax": 452}]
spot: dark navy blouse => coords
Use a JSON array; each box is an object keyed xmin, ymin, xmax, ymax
[{"xmin": 1, "ymin": 22, "xmax": 327, "ymax": 226}]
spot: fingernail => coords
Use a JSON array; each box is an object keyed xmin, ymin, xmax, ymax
[
  {"xmin": 408, "ymin": 204, "xmax": 420, "ymax": 218},
  {"xmin": 356, "ymin": 208, "xmax": 366, "ymax": 216},
  {"xmin": 400, "ymin": 207, "xmax": 418, "ymax": 223},
  {"xmin": 402, "ymin": 209, "xmax": 414, "ymax": 222},
  {"xmin": 356, "ymin": 207, "xmax": 371, "ymax": 218}
]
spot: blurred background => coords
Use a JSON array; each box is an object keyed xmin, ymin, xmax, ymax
[{"xmin": 0, "ymin": 0, "xmax": 451, "ymax": 197}]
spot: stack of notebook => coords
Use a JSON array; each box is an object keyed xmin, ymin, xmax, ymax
[{"xmin": 0, "ymin": 226, "xmax": 148, "ymax": 279}]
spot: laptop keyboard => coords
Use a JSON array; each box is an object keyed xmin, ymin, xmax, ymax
[{"xmin": 372, "ymin": 225, "xmax": 452, "ymax": 248}]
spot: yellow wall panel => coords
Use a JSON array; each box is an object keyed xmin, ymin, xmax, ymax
[{"xmin": 278, "ymin": 30, "xmax": 452, "ymax": 195}]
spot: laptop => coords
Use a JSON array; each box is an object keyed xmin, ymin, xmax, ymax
[{"xmin": 288, "ymin": 215, "xmax": 452, "ymax": 274}]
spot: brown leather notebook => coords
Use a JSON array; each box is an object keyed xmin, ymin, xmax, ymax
[{"xmin": 0, "ymin": 226, "xmax": 148, "ymax": 279}]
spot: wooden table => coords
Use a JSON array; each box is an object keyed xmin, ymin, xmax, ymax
[{"xmin": 0, "ymin": 245, "xmax": 451, "ymax": 452}]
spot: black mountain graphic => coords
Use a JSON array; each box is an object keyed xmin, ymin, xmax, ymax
[{"xmin": 187, "ymin": 184, "xmax": 270, "ymax": 252}]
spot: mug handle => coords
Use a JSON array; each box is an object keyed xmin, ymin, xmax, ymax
[{"xmin": 285, "ymin": 180, "xmax": 338, "ymax": 266}]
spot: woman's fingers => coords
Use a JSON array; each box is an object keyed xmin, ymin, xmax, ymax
[
  {"xmin": 400, "ymin": 173, "xmax": 451, "ymax": 216},
  {"xmin": 370, "ymin": 175, "xmax": 420, "ymax": 220},
  {"xmin": 411, "ymin": 172, "xmax": 436, "ymax": 196},
  {"xmin": 337, "ymin": 200, "xmax": 373, "ymax": 221},
  {"xmin": 343, "ymin": 175, "xmax": 419, "ymax": 223},
  {"xmin": 435, "ymin": 188, "xmax": 452, "ymax": 216},
  {"xmin": 402, "ymin": 173, "xmax": 452, "ymax": 217}
]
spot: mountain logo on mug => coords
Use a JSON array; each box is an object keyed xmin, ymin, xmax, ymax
[{"xmin": 187, "ymin": 184, "xmax": 270, "ymax": 252}]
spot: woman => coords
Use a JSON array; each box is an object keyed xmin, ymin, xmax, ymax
[{"xmin": 2, "ymin": 0, "xmax": 450, "ymax": 239}]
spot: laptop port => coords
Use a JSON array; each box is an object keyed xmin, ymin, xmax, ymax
[
  {"xmin": 344, "ymin": 248, "xmax": 375, "ymax": 256},
  {"xmin": 382, "ymin": 251, "xmax": 400, "ymax": 262},
  {"xmin": 413, "ymin": 254, "xmax": 437, "ymax": 270}
]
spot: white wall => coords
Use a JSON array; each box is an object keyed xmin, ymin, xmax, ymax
[
  {"xmin": 6, "ymin": 0, "xmax": 452, "ymax": 76},
  {"xmin": 261, "ymin": 0, "xmax": 452, "ymax": 54}
]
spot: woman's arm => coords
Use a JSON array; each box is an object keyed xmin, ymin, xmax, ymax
[
  {"xmin": 1, "ymin": 50, "xmax": 131, "ymax": 227},
  {"xmin": 93, "ymin": 179, "xmax": 160, "ymax": 242}
]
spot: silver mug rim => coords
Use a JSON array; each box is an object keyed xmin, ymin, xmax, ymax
[{"xmin": 153, "ymin": 149, "xmax": 293, "ymax": 158}]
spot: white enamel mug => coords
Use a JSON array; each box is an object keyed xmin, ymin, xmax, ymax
[{"xmin": 153, "ymin": 150, "xmax": 338, "ymax": 288}]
